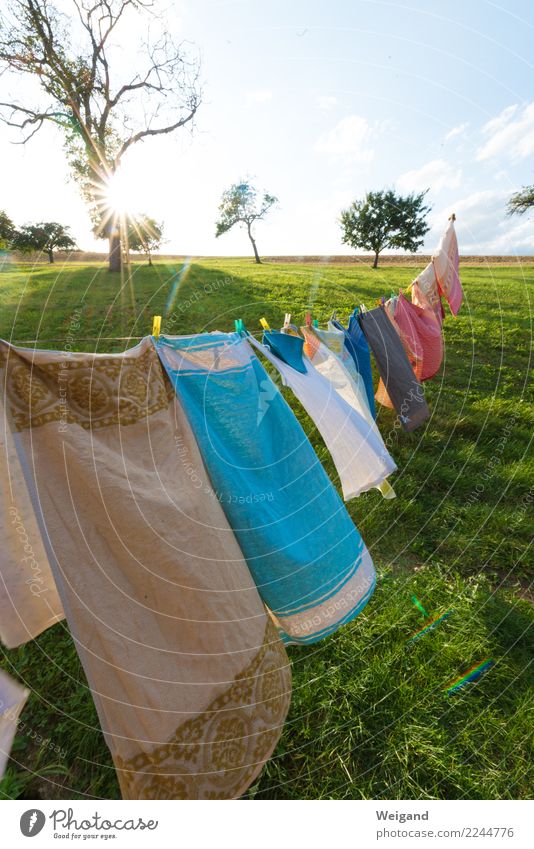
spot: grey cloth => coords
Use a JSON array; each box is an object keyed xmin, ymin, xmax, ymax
[{"xmin": 359, "ymin": 307, "xmax": 430, "ymax": 432}]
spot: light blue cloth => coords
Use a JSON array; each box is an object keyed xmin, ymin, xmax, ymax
[{"xmin": 155, "ymin": 332, "xmax": 376, "ymax": 645}]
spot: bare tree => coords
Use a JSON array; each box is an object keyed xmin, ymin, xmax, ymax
[
  {"xmin": 215, "ymin": 181, "xmax": 277, "ymax": 264},
  {"xmin": 0, "ymin": 0, "xmax": 201, "ymax": 271}
]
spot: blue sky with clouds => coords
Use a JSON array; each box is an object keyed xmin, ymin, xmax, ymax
[{"xmin": 1, "ymin": 0, "xmax": 534, "ymax": 255}]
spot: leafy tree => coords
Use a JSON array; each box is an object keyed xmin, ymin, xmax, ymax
[
  {"xmin": 0, "ymin": 0, "xmax": 201, "ymax": 272},
  {"xmin": 340, "ymin": 189, "xmax": 431, "ymax": 268},
  {"xmin": 126, "ymin": 215, "xmax": 164, "ymax": 266},
  {"xmin": 215, "ymin": 181, "xmax": 277, "ymax": 264},
  {"xmin": 0, "ymin": 210, "xmax": 16, "ymax": 248},
  {"xmin": 507, "ymin": 186, "xmax": 534, "ymax": 216},
  {"xmin": 12, "ymin": 222, "xmax": 77, "ymax": 263}
]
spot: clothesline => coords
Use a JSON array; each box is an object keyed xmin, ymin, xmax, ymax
[{"xmin": 8, "ymin": 328, "xmax": 309, "ymax": 346}]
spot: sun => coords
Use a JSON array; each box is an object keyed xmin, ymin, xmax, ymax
[{"xmin": 103, "ymin": 170, "xmax": 137, "ymax": 217}]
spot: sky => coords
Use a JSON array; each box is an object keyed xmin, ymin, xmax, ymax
[{"xmin": 1, "ymin": 0, "xmax": 534, "ymax": 256}]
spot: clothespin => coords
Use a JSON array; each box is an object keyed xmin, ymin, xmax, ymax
[
  {"xmin": 259, "ymin": 317, "xmax": 271, "ymax": 331},
  {"xmin": 313, "ymin": 319, "xmax": 319, "ymax": 327},
  {"xmin": 359, "ymin": 303, "xmax": 367, "ymax": 313},
  {"xmin": 152, "ymin": 315, "xmax": 162, "ymax": 338},
  {"xmin": 381, "ymin": 296, "xmax": 386, "ymax": 306},
  {"xmin": 305, "ymin": 311, "xmax": 312, "ymax": 327},
  {"xmin": 284, "ymin": 313, "xmax": 291, "ymax": 327},
  {"xmin": 234, "ymin": 318, "xmax": 246, "ymax": 335},
  {"xmin": 331, "ymin": 310, "xmax": 338, "ymax": 321}
]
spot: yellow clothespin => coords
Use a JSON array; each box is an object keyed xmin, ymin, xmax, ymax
[
  {"xmin": 152, "ymin": 315, "xmax": 162, "ymax": 338},
  {"xmin": 259, "ymin": 317, "xmax": 271, "ymax": 331}
]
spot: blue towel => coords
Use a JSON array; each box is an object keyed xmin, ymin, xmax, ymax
[
  {"xmin": 332, "ymin": 313, "xmax": 376, "ymax": 418},
  {"xmin": 263, "ymin": 330, "xmax": 306, "ymax": 373},
  {"xmin": 156, "ymin": 332, "xmax": 376, "ymax": 645}
]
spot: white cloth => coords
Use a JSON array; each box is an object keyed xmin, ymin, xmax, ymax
[
  {"xmin": 302, "ymin": 327, "xmax": 373, "ymax": 423},
  {"xmin": 247, "ymin": 335, "xmax": 397, "ymax": 501},
  {"xmin": 0, "ymin": 392, "xmax": 64, "ymax": 648},
  {"xmin": 301, "ymin": 329, "xmax": 397, "ymax": 499},
  {"xmin": 312, "ymin": 323, "xmax": 345, "ymax": 356},
  {"xmin": 0, "ymin": 669, "xmax": 29, "ymax": 779}
]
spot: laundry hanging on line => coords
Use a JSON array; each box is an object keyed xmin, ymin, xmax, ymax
[
  {"xmin": 156, "ymin": 331, "xmax": 377, "ymax": 645},
  {"xmin": 299, "ymin": 325, "xmax": 396, "ymax": 499},
  {"xmin": 392, "ymin": 291, "xmax": 443, "ymax": 382},
  {"xmin": 0, "ymin": 384, "xmax": 64, "ymax": 648},
  {"xmin": 247, "ymin": 330, "xmax": 396, "ymax": 499},
  {"xmin": 412, "ymin": 217, "xmax": 463, "ymax": 323},
  {"xmin": 331, "ymin": 311, "xmax": 377, "ymax": 418},
  {"xmin": 305, "ymin": 320, "xmax": 371, "ymax": 407},
  {"xmin": 0, "ymin": 338, "xmax": 291, "ymax": 800},
  {"xmin": 359, "ymin": 307, "xmax": 430, "ymax": 431}
]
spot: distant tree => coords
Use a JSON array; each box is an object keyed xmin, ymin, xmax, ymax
[
  {"xmin": 340, "ymin": 189, "xmax": 431, "ymax": 268},
  {"xmin": 126, "ymin": 215, "xmax": 164, "ymax": 266},
  {"xmin": 0, "ymin": 0, "xmax": 201, "ymax": 273},
  {"xmin": 0, "ymin": 210, "xmax": 16, "ymax": 248},
  {"xmin": 507, "ymin": 186, "xmax": 534, "ymax": 216},
  {"xmin": 215, "ymin": 181, "xmax": 277, "ymax": 264},
  {"xmin": 12, "ymin": 222, "xmax": 77, "ymax": 263}
]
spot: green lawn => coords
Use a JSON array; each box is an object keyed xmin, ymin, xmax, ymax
[{"xmin": 0, "ymin": 257, "xmax": 532, "ymax": 800}]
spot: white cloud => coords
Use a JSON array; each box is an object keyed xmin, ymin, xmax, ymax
[
  {"xmin": 315, "ymin": 115, "xmax": 376, "ymax": 162},
  {"xmin": 476, "ymin": 102, "xmax": 534, "ymax": 162},
  {"xmin": 396, "ymin": 159, "xmax": 461, "ymax": 194},
  {"xmin": 247, "ymin": 88, "xmax": 273, "ymax": 104},
  {"xmin": 316, "ymin": 95, "xmax": 338, "ymax": 110},
  {"xmin": 482, "ymin": 105, "xmax": 518, "ymax": 136},
  {"xmin": 445, "ymin": 122, "xmax": 469, "ymax": 142}
]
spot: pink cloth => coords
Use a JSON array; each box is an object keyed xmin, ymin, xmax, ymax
[
  {"xmin": 412, "ymin": 219, "xmax": 463, "ymax": 321},
  {"xmin": 394, "ymin": 291, "xmax": 443, "ymax": 381},
  {"xmin": 412, "ymin": 276, "xmax": 444, "ymax": 326},
  {"xmin": 433, "ymin": 219, "xmax": 463, "ymax": 316}
]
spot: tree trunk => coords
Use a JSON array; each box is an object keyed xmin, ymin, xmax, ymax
[
  {"xmin": 247, "ymin": 224, "xmax": 261, "ymax": 264},
  {"xmin": 147, "ymin": 249, "xmax": 153, "ymax": 266},
  {"xmin": 47, "ymin": 249, "xmax": 54, "ymax": 264},
  {"xmin": 109, "ymin": 229, "xmax": 121, "ymax": 273},
  {"xmin": 372, "ymin": 250, "xmax": 379, "ymax": 269}
]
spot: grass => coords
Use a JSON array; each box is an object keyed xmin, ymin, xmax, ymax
[{"xmin": 0, "ymin": 255, "xmax": 532, "ymax": 800}]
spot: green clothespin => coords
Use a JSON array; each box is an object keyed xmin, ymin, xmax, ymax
[
  {"xmin": 313, "ymin": 319, "xmax": 319, "ymax": 327},
  {"xmin": 235, "ymin": 319, "xmax": 248, "ymax": 335}
]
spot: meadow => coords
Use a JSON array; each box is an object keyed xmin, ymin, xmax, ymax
[{"xmin": 0, "ymin": 256, "xmax": 532, "ymax": 800}]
